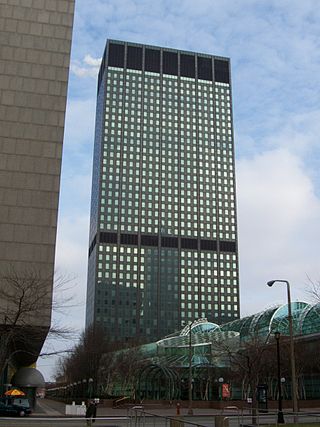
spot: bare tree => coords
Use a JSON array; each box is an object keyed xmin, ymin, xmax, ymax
[
  {"xmin": 55, "ymin": 330, "xmax": 147, "ymax": 400},
  {"xmin": 225, "ymin": 335, "xmax": 273, "ymax": 424},
  {"xmin": 104, "ymin": 346, "xmax": 145, "ymax": 397},
  {"xmin": 305, "ymin": 275, "xmax": 320, "ymax": 304},
  {"xmin": 55, "ymin": 324, "xmax": 111, "ymax": 391},
  {"xmin": 0, "ymin": 267, "xmax": 74, "ymax": 378}
]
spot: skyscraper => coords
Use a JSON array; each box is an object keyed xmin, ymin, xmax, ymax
[
  {"xmin": 0, "ymin": 0, "xmax": 75, "ymax": 365},
  {"xmin": 87, "ymin": 40, "xmax": 239, "ymax": 343}
]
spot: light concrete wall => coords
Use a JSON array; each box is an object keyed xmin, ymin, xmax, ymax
[{"xmin": 0, "ymin": 0, "xmax": 75, "ymax": 329}]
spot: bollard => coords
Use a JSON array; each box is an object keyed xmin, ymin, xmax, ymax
[{"xmin": 176, "ymin": 402, "xmax": 180, "ymax": 416}]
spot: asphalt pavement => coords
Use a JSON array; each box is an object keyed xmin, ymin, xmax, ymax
[
  {"xmin": 33, "ymin": 399, "xmax": 228, "ymax": 417},
  {"xmin": 34, "ymin": 399, "xmax": 320, "ymax": 418}
]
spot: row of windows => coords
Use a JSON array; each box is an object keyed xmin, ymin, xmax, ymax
[
  {"xmin": 97, "ymin": 275, "xmax": 237, "ymax": 293},
  {"xmin": 102, "ymin": 198, "xmax": 235, "ymax": 213},
  {"xmin": 104, "ymin": 150, "xmax": 233, "ymax": 164},
  {"xmin": 98, "ymin": 244, "xmax": 237, "ymax": 260},
  {"xmin": 103, "ymin": 180, "xmax": 235, "ymax": 194},
  {"xmin": 103, "ymin": 170, "xmax": 233, "ymax": 186},
  {"xmin": 104, "ymin": 115, "xmax": 222, "ymax": 127},
  {"xmin": 106, "ymin": 69, "xmax": 230, "ymax": 93},
  {"xmin": 101, "ymin": 225, "xmax": 234, "ymax": 239},
  {"xmin": 102, "ymin": 166, "xmax": 234, "ymax": 179},
  {"xmin": 101, "ymin": 200, "xmax": 236, "ymax": 215},
  {"xmin": 106, "ymin": 82, "xmax": 229, "ymax": 99},
  {"xmin": 105, "ymin": 217, "xmax": 235, "ymax": 231},
  {"xmin": 180, "ymin": 308, "xmax": 238, "ymax": 318},
  {"xmin": 105, "ymin": 87, "xmax": 229, "ymax": 104},
  {"xmin": 180, "ymin": 293, "xmax": 238, "ymax": 303},
  {"xmin": 103, "ymin": 146, "xmax": 233, "ymax": 161},
  {"xmin": 101, "ymin": 187, "xmax": 236, "ymax": 202},
  {"xmin": 105, "ymin": 129, "xmax": 233, "ymax": 138},
  {"xmin": 104, "ymin": 97, "xmax": 229, "ymax": 112},
  {"xmin": 104, "ymin": 117, "xmax": 230, "ymax": 129}
]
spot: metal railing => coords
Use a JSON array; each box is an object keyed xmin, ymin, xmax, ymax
[
  {"xmin": 2, "ymin": 405, "xmax": 320, "ymax": 427},
  {"xmin": 129, "ymin": 406, "xmax": 223, "ymax": 427},
  {"xmin": 114, "ymin": 396, "xmax": 132, "ymax": 407},
  {"xmin": 222, "ymin": 406, "xmax": 320, "ymax": 427}
]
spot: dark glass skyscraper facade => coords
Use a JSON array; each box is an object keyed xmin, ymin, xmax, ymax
[{"xmin": 86, "ymin": 40, "xmax": 239, "ymax": 343}]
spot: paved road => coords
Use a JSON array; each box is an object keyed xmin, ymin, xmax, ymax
[
  {"xmin": 0, "ymin": 417, "xmax": 129, "ymax": 427},
  {"xmin": 1, "ymin": 414, "xmax": 320, "ymax": 427}
]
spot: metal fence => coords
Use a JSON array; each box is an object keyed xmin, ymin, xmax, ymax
[
  {"xmin": 1, "ymin": 406, "xmax": 320, "ymax": 427},
  {"xmin": 128, "ymin": 406, "xmax": 210, "ymax": 427}
]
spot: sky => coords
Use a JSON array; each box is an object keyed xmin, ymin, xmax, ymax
[{"xmin": 38, "ymin": 0, "xmax": 320, "ymax": 379}]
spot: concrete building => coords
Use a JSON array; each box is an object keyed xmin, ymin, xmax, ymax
[
  {"xmin": 0, "ymin": 0, "xmax": 75, "ymax": 368},
  {"xmin": 86, "ymin": 40, "xmax": 239, "ymax": 343}
]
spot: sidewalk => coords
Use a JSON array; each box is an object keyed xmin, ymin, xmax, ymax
[
  {"xmin": 32, "ymin": 399, "xmax": 246, "ymax": 418},
  {"xmin": 34, "ymin": 398, "xmax": 66, "ymax": 416}
]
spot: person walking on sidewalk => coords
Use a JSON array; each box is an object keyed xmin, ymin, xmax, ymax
[{"xmin": 85, "ymin": 401, "xmax": 97, "ymax": 426}]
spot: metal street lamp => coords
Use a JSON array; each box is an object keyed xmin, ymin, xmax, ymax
[
  {"xmin": 218, "ymin": 377, "xmax": 224, "ymax": 401},
  {"xmin": 82, "ymin": 379, "xmax": 87, "ymax": 398},
  {"xmin": 274, "ymin": 332, "xmax": 285, "ymax": 424},
  {"xmin": 187, "ymin": 321, "xmax": 194, "ymax": 415},
  {"xmin": 182, "ymin": 321, "xmax": 198, "ymax": 415},
  {"xmin": 88, "ymin": 378, "xmax": 93, "ymax": 399},
  {"xmin": 267, "ymin": 280, "xmax": 298, "ymax": 419}
]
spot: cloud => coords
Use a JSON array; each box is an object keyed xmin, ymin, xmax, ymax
[
  {"xmin": 59, "ymin": 98, "xmax": 94, "ymax": 215},
  {"xmin": 84, "ymin": 54, "xmax": 102, "ymax": 67},
  {"xmin": 70, "ymin": 63, "xmax": 98, "ymax": 78},
  {"xmin": 63, "ymin": 98, "xmax": 96, "ymax": 151},
  {"xmin": 70, "ymin": 55, "xmax": 101, "ymax": 78},
  {"xmin": 237, "ymin": 147, "xmax": 320, "ymax": 315},
  {"xmin": 55, "ymin": 214, "xmax": 89, "ymax": 306}
]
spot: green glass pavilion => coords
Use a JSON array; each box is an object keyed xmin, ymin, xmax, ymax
[
  {"xmin": 86, "ymin": 40, "xmax": 239, "ymax": 343},
  {"xmin": 132, "ymin": 301, "xmax": 320, "ymax": 401},
  {"xmin": 49, "ymin": 301, "xmax": 320, "ymax": 401}
]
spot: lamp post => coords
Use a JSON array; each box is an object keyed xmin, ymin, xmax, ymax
[
  {"xmin": 187, "ymin": 322, "xmax": 194, "ymax": 415},
  {"xmin": 88, "ymin": 378, "xmax": 93, "ymax": 399},
  {"xmin": 275, "ymin": 332, "xmax": 285, "ymax": 424},
  {"xmin": 267, "ymin": 280, "xmax": 298, "ymax": 419},
  {"xmin": 218, "ymin": 377, "xmax": 224, "ymax": 401},
  {"xmin": 82, "ymin": 379, "xmax": 87, "ymax": 398}
]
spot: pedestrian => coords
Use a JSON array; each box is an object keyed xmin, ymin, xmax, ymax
[{"xmin": 85, "ymin": 401, "xmax": 97, "ymax": 426}]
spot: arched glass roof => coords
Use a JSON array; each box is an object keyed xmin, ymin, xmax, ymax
[
  {"xmin": 301, "ymin": 303, "xmax": 320, "ymax": 335},
  {"xmin": 219, "ymin": 302, "xmax": 315, "ymax": 341},
  {"xmin": 190, "ymin": 322, "xmax": 219, "ymax": 335},
  {"xmin": 269, "ymin": 302, "xmax": 310, "ymax": 336},
  {"xmin": 219, "ymin": 316, "xmax": 249, "ymax": 334},
  {"xmin": 157, "ymin": 329, "xmax": 238, "ymax": 349},
  {"xmin": 219, "ymin": 306, "xmax": 279, "ymax": 339},
  {"xmin": 250, "ymin": 306, "xmax": 279, "ymax": 338},
  {"xmin": 140, "ymin": 301, "xmax": 320, "ymax": 366},
  {"xmin": 178, "ymin": 319, "xmax": 219, "ymax": 336}
]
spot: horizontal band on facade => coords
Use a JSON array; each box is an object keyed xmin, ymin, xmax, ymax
[{"xmin": 88, "ymin": 232, "xmax": 236, "ymax": 256}]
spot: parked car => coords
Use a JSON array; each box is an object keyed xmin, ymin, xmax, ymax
[
  {"xmin": 11, "ymin": 398, "xmax": 31, "ymax": 410},
  {"xmin": 0, "ymin": 400, "xmax": 31, "ymax": 417}
]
